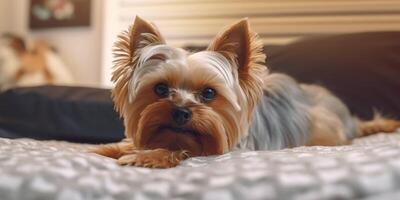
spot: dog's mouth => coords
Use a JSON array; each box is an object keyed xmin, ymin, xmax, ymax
[
  {"xmin": 143, "ymin": 125, "xmax": 204, "ymax": 156},
  {"xmin": 158, "ymin": 125, "xmax": 200, "ymax": 136}
]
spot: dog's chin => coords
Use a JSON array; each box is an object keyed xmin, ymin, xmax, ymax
[{"xmin": 144, "ymin": 125, "xmax": 205, "ymax": 156}]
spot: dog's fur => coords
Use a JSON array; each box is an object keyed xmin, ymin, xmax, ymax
[{"xmin": 92, "ymin": 16, "xmax": 400, "ymax": 168}]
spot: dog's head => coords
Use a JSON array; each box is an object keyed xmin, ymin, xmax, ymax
[{"xmin": 112, "ymin": 16, "xmax": 266, "ymax": 156}]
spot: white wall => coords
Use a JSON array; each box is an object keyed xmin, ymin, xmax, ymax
[
  {"xmin": 1, "ymin": 0, "xmax": 103, "ymax": 87},
  {"xmin": 0, "ymin": 1, "xmax": 11, "ymax": 32}
]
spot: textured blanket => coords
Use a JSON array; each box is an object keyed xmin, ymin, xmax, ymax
[{"xmin": 1, "ymin": 132, "xmax": 400, "ymax": 200}]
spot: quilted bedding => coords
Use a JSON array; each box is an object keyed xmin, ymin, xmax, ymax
[{"xmin": 1, "ymin": 132, "xmax": 400, "ymax": 200}]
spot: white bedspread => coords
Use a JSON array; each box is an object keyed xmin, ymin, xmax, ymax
[{"xmin": 1, "ymin": 132, "xmax": 400, "ymax": 200}]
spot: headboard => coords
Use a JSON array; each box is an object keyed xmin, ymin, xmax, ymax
[{"xmin": 101, "ymin": 0, "xmax": 400, "ymax": 86}]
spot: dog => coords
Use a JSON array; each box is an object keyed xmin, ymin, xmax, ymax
[{"xmin": 93, "ymin": 16, "xmax": 400, "ymax": 168}]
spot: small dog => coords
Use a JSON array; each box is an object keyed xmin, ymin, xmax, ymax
[{"xmin": 93, "ymin": 16, "xmax": 400, "ymax": 168}]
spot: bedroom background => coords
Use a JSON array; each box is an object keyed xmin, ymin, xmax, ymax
[
  {"xmin": 0, "ymin": 0, "xmax": 399, "ymax": 88},
  {"xmin": 1, "ymin": 2, "xmax": 400, "ymax": 199},
  {"xmin": 0, "ymin": 0, "xmax": 400, "ymax": 142}
]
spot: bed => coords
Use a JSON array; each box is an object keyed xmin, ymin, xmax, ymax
[
  {"xmin": 1, "ymin": 132, "xmax": 400, "ymax": 200},
  {"xmin": 0, "ymin": 32, "xmax": 400, "ymax": 200}
]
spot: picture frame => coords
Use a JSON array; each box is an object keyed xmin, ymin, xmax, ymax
[{"xmin": 29, "ymin": 0, "xmax": 91, "ymax": 30}]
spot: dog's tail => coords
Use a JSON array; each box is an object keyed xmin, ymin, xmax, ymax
[{"xmin": 358, "ymin": 113, "xmax": 400, "ymax": 137}]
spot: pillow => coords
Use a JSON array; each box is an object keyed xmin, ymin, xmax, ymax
[
  {"xmin": 0, "ymin": 86, "xmax": 124, "ymax": 143},
  {"xmin": 264, "ymin": 32, "xmax": 400, "ymax": 119}
]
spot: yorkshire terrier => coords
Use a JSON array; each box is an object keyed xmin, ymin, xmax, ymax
[{"xmin": 93, "ymin": 16, "xmax": 400, "ymax": 168}]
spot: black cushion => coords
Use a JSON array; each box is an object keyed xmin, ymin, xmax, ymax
[
  {"xmin": 0, "ymin": 86, "xmax": 124, "ymax": 143},
  {"xmin": 265, "ymin": 32, "xmax": 400, "ymax": 119}
]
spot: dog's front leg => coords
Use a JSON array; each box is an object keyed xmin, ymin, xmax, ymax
[
  {"xmin": 90, "ymin": 139, "xmax": 135, "ymax": 159},
  {"xmin": 117, "ymin": 149, "xmax": 189, "ymax": 168}
]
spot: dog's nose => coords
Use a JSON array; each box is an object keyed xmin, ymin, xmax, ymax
[{"xmin": 172, "ymin": 107, "xmax": 192, "ymax": 126}]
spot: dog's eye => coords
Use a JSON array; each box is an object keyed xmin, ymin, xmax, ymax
[
  {"xmin": 154, "ymin": 83, "xmax": 169, "ymax": 97},
  {"xmin": 200, "ymin": 88, "xmax": 216, "ymax": 102}
]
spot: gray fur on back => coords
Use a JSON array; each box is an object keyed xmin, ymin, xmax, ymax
[
  {"xmin": 238, "ymin": 73, "xmax": 358, "ymax": 151},
  {"xmin": 238, "ymin": 74, "xmax": 312, "ymax": 150}
]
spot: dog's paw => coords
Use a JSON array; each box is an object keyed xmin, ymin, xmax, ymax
[
  {"xmin": 88, "ymin": 139, "xmax": 135, "ymax": 159},
  {"xmin": 117, "ymin": 149, "xmax": 189, "ymax": 168}
]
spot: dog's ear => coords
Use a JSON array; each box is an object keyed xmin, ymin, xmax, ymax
[
  {"xmin": 113, "ymin": 16, "xmax": 165, "ymax": 75},
  {"xmin": 208, "ymin": 19, "xmax": 266, "ymax": 113},
  {"xmin": 207, "ymin": 18, "xmax": 265, "ymax": 77},
  {"xmin": 112, "ymin": 16, "xmax": 165, "ymax": 113},
  {"xmin": 127, "ymin": 16, "xmax": 165, "ymax": 51}
]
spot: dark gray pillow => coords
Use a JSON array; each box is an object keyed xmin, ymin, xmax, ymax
[
  {"xmin": 0, "ymin": 86, "xmax": 124, "ymax": 143},
  {"xmin": 265, "ymin": 32, "xmax": 400, "ymax": 119}
]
